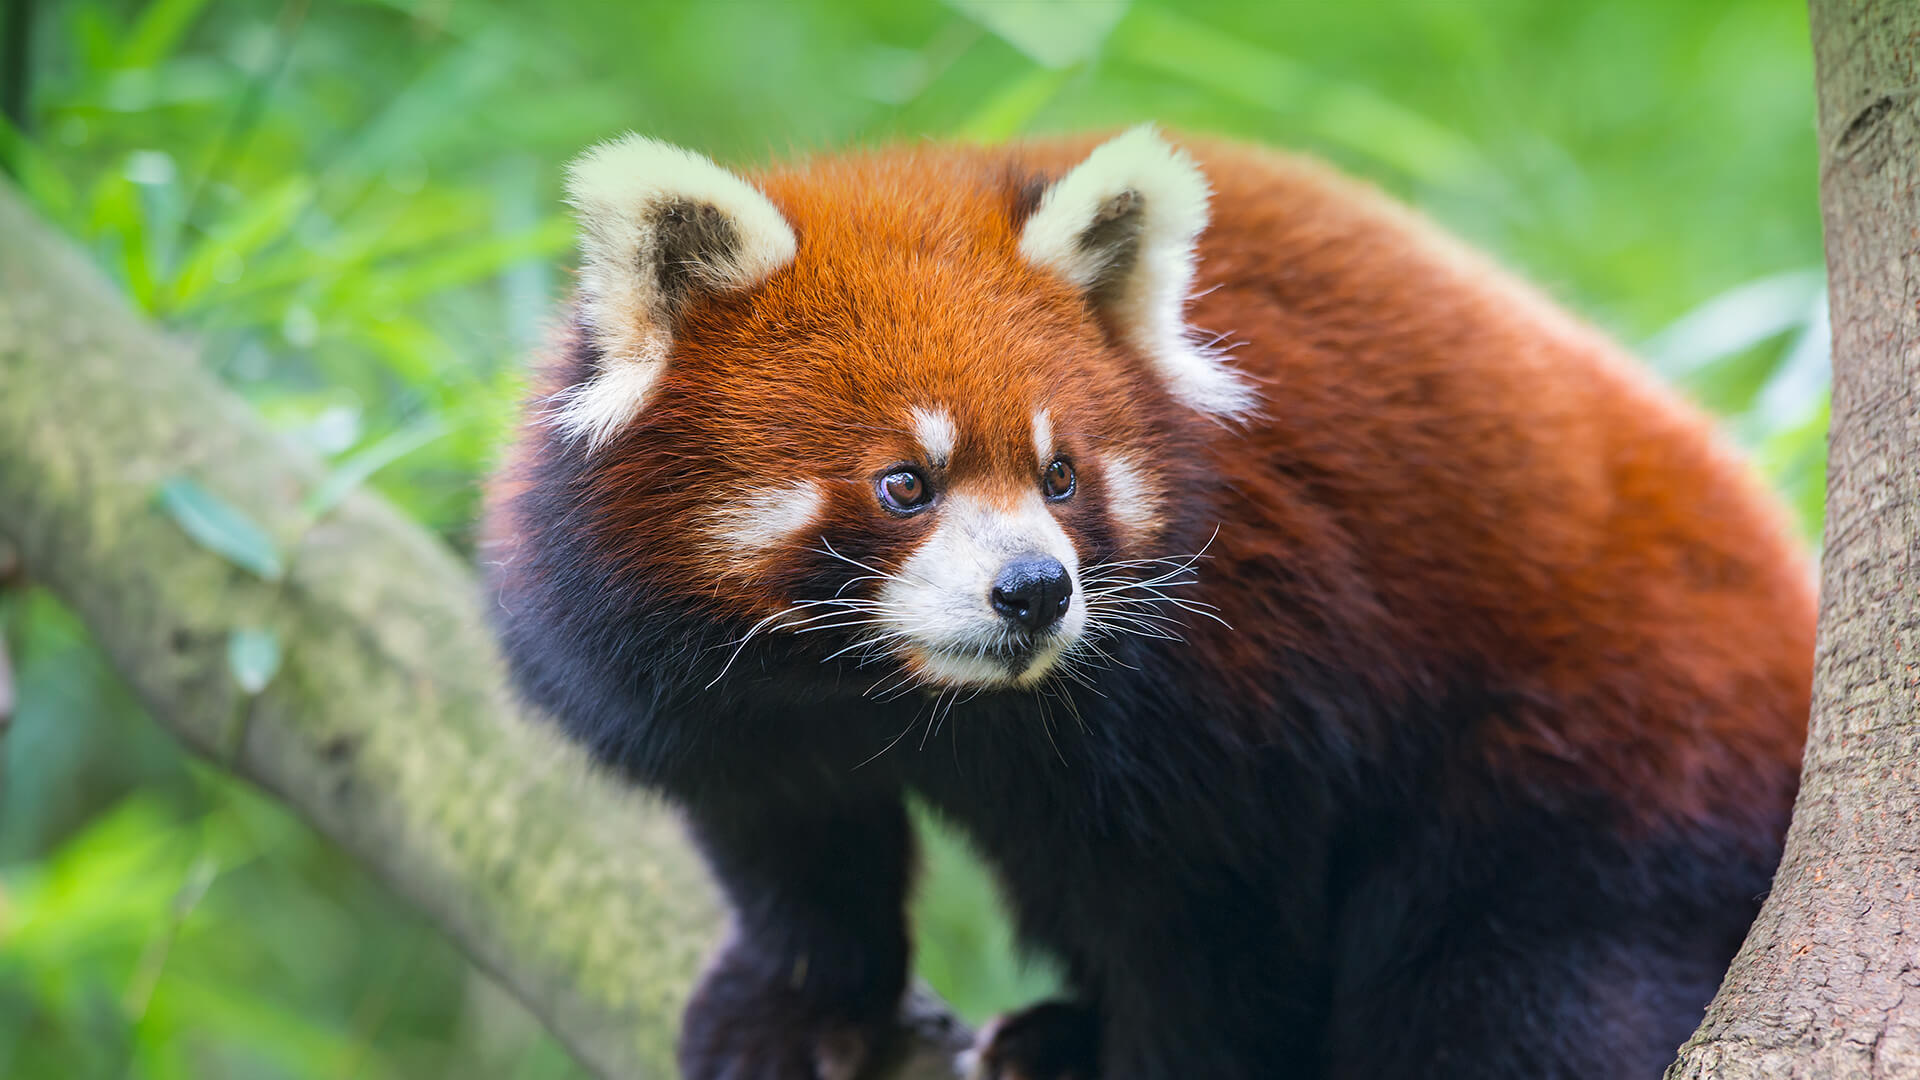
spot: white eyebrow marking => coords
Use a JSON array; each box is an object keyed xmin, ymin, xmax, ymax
[
  {"xmin": 709, "ymin": 481, "xmax": 824, "ymax": 554},
  {"xmin": 912, "ymin": 406, "xmax": 957, "ymax": 466},
  {"xmin": 1102, "ymin": 454, "xmax": 1165, "ymax": 543},
  {"xmin": 1032, "ymin": 409, "xmax": 1053, "ymax": 464}
]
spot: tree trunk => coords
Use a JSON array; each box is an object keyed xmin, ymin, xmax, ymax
[
  {"xmin": 0, "ymin": 181, "xmax": 968, "ymax": 1079},
  {"xmin": 1667, "ymin": 1, "xmax": 1920, "ymax": 1076}
]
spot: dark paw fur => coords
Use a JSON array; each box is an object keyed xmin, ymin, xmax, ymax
[
  {"xmin": 678, "ymin": 952, "xmax": 895, "ymax": 1080},
  {"xmin": 969, "ymin": 1000, "xmax": 1100, "ymax": 1080}
]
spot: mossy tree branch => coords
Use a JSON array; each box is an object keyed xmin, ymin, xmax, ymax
[{"xmin": 0, "ymin": 181, "xmax": 968, "ymax": 1079}]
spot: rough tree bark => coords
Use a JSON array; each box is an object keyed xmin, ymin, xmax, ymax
[
  {"xmin": 1668, "ymin": 1, "xmax": 1920, "ymax": 1076},
  {"xmin": 0, "ymin": 182, "xmax": 969, "ymax": 1079}
]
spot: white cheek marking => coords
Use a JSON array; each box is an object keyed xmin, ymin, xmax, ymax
[
  {"xmin": 1032, "ymin": 409, "xmax": 1053, "ymax": 464},
  {"xmin": 912, "ymin": 406, "xmax": 956, "ymax": 467},
  {"xmin": 708, "ymin": 481, "xmax": 824, "ymax": 555},
  {"xmin": 1102, "ymin": 454, "xmax": 1166, "ymax": 545},
  {"xmin": 878, "ymin": 490, "xmax": 1087, "ymax": 689}
]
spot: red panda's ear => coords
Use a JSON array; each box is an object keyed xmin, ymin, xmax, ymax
[
  {"xmin": 1019, "ymin": 126, "xmax": 1254, "ymax": 419},
  {"xmin": 553, "ymin": 135, "xmax": 797, "ymax": 449}
]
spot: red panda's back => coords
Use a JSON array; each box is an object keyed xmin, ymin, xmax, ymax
[{"xmin": 1030, "ymin": 135, "xmax": 1817, "ymax": 831}]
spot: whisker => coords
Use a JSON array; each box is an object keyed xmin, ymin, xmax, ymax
[
  {"xmin": 854, "ymin": 711, "xmax": 922, "ymax": 770},
  {"xmin": 1045, "ymin": 670, "xmax": 1094, "ymax": 728},
  {"xmin": 1035, "ymin": 689, "xmax": 1066, "ymax": 764},
  {"xmin": 815, "ymin": 539, "xmax": 932, "ymax": 588},
  {"xmin": 1083, "ymin": 614, "xmax": 1187, "ymax": 641},
  {"xmin": 1075, "ymin": 637, "xmax": 1135, "ymax": 672},
  {"xmin": 866, "ymin": 668, "xmax": 919, "ymax": 702},
  {"xmin": 791, "ymin": 618, "xmax": 898, "ymax": 635},
  {"xmin": 820, "ymin": 629, "xmax": 916, "ymax": 664},
  {"xmin": 919, "ymin": 688, "xmax": 954, "ymax": 751},
  {"xmin": 705, "ymin": 602, "xmax": 818, "ymax": 687}
]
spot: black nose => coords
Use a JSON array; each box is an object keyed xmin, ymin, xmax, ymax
[{"xmin": 991, "ymin": 555, "xmax": 1073, "ymax": 633}]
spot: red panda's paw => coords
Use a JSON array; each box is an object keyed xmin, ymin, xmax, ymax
[
  {"xmin": 966, "ymin": 1000, "xmax": 1101, "ymax": 1080},
  {"xmin": 678, "ymin": 955, "xmax": 894, "ymax": 1080}
]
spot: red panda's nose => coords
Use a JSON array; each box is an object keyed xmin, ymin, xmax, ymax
[{"xmin": 991, "ymin": 555, "xmax": 1073, "ymax": 633}]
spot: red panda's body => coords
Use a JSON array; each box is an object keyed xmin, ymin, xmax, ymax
[{"xmin": 485, "ymin": 131, "xmax": 1815, "ymax": 1079}]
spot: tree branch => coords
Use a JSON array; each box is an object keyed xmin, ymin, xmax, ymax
[
  {"xmin": 1667, "ymin": 1, "xmax": 1920, "ymax": 1075},
  {"xmin": 0, "ymin": 179, "xmax": 971, "ymax": 1079}
]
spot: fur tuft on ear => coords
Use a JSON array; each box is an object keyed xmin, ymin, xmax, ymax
[
  {"xmin": 1019, "ymin": 126, "xmax": 1254, "ymax": 418},
  {"xmin": 552, "ymin": 135, "xmax": 797, "ymax": 449}
]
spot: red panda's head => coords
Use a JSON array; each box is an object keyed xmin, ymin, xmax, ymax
[{"xmin": 522, "ymin": 128, "xmax": 1250, "ymax": 693}]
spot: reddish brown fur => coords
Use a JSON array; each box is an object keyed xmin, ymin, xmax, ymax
[
  {"xmin": 1171, "ymin": 140, "xmax": 1814, "ymax": 829},
  {"xmin": 552, "ymin": 151, "xmax": 1186, "ymax": 614},
  {"xmin": 501, "ymin": 136, "xmax": 1812, "ymax": 828},
  {"xmin": 486, "ymin": 132, "xmax": 1816, "ymax": 1079}
]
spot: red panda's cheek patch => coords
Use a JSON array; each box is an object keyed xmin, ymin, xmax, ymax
[
  {"xmin": 1031, "ymin": 409, "xmax": 1054, "ymax": 464},
  {"xmin": 1099, "ymin": 453, "xmax": 1167, "ymax": 548},
  {"xmin": 701, "ymin": 480, "xmax": 826, "ymax": 570}
]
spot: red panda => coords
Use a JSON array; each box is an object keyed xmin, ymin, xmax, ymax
[{"xmin": 483, "ymin": 127, "xmax": 1815, "ymax": 1080}]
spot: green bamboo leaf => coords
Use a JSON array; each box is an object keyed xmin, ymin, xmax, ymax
[
  {"xmin": 157, "ymin": 477, "xmax": 285, "ymax": 581},
  {"xmin": 118, "ymin": 0, "xmax": 215, "ymax": 69},
  {"xmin": 0, "ymin": 115, "xmax": 79, "ymax": 229},
  {"xmin": 325, "ymin": 32, "xmax": 518, "ymax": 180},
  {"xmin": 1110, "ymin": 8, "xmax": 1491, "ymax": 189},
  {"xmin": 343, "ymin": 315, "xmax": 453, "ymax": 386},
  {"xmin": 74, "ymin": 4, "xmax": 120, "ymax": 73},
  {"xmin": 226, "ymin": 628, "xmax": 281, "ymax": 696},
  {"xmin": 172, "ymin": 196, "xmax": 490, "ymax": 318},
  {"xmin": 1641, "ymin": 269, "xmax": 1825, "ymax": 378},
  {"xmin": 301, "ymin": 416, "xmax": 450, "ymax": 519},
  {"xmin": 944, "ymin": 0, "xmax": 1128, "ymax": 69},
  {"xmin": 953, "ymin": 66, "xmax": 1075, "ymax": 141},
  {"xmin": 328, "ymin": 216, "xmax": 572, "ymax": 314},
  {"xmin": 86, "ymin": 169, "xmax": 161, "ymax": 309},
  {"xmin": 165, "ymin": 177, "xmax": 315, "ymax": 309}
]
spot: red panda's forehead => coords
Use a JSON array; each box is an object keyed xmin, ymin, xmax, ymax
[{"xmin": 660, "ymin": 156, "xmax": 1136, "ymax": 477}]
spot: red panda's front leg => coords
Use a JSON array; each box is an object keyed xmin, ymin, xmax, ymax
[
  {"xmin": 677, "ymin": 792, "xmax": 915, "ymax": 1080},
  {"xmin": 971, "ymin": 999, "xmax": 1102, "ymax": 1080}
]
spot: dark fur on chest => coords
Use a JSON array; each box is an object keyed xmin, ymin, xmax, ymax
[{"xmin": 493, "ymin": 529, "xmax": 1771, "ymax": 1079}]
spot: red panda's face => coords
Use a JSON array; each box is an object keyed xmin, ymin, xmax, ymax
[
  {"xmin": 545, "ymin": 130, "xmax": 1252, "ymax": 692},
  {"xmin": 702, "ymin": 393, "xmax": 1102, "ymax": 690},
  {"xmin": 675, "ymin": 335, "xmax": 1118, "ymax": 690}
]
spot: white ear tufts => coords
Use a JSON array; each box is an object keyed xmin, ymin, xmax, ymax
[
  {"xmin": 543, "ymin": 359, "xmax": 665, "ymax": 452},
  {"xmin": 554, "ymin": 134, "xmax": 797, "ymax": 450},
  {"xmin": 1019, "ymin": 126, "xmax": 1255, "ymax": 419},
  {"xmin": 566, "ymin": 135, "xmax": 797, "ymax": 296}
]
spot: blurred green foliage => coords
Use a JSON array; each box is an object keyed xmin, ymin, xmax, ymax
[{"xmin": 0, "ymin": 0, "xmax": 1827, "ymax": 1076}]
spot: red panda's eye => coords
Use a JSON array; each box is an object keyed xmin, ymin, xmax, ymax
[
  {"xmin": 877, "ymin": 468, "xmax": 933, "ymax": 514},
  {"xmin": 1043, "ymin": 458, "xmax": 1076, "ymax": 500}
]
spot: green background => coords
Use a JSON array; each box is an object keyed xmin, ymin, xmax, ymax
[{"xmin": 0, "ymin": 1, "xmax": 1828, "ymax": 1076}]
